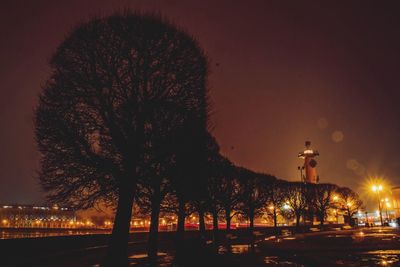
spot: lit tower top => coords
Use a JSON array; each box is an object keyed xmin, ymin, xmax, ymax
[{"xmin": 298, "ymin": 141, "xmax": 319, "ymax": 183}]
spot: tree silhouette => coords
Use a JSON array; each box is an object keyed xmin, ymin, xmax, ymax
[
  {"xmin": 35, "ymin": 13, "xmax": 208, "ymax": 267},
  {"xmin": 265, "ymin": 179, "xmax": 286, "ymax": 230},
  {"xmin": 190, "ymin": 133, "xmax": 221, "ymax": 240},
  {"xmin": 168, "ymin": 121, "xmax": 209, "ymax": 261},
  {"xmin": 336, "ymin": 187, "xmax": 363, "ymax": 225},
  {"xmin": 312, "ymin": 183, "xmax": 338, "ymax": 227},
  {"xmin": 237, "ymin": 169, "xmax": 274, "ymax": 232},
  {"xmin": 282, "ymin": 182, "xmax": 308, "ymax": 228},
  {"xmin": 217, "ymin": 159, "xmax": 241, "ymax": 233}
]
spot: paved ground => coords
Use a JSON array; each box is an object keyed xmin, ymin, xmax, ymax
[
  {"xmin": 253, "ymin": 227, "xmax": 400, "ymax": 266},
  {"xmin": 2, "ymin": 227, "xmax": 400, "ymax": 266}
]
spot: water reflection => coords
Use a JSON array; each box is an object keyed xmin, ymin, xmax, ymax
[
  {"xmin": 264, "ymin": 256, "xmax": 303, "ymax": 266},
  {"xmin": 331, "ymin": 250, "xmax": 400, "ymax": 266},
  {"xmin": 218, "ymin": 244, "xmax": 258, "ymax": 255},
  {"xmin": 1, "ymin": 229, "xmax": 111, "ymax": 239},
  {"xmin": 127, "ymin": 252, "xmax": 173, "ymax": 266}
]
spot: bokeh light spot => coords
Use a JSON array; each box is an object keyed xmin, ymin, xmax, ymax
[
  {"xmin": 346, "ymin": 159, "xmax": 359, "ymax": 170},
  {"xmin": 332, "ymin": 130, "xmax": 344, "ymax": 143},
  {"xmin": 346, "ymin": 159, "xmax": 366, "ymax": 176}
]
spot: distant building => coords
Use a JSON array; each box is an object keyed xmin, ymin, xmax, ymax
[
  {"xmin": 0, "ymin": 204, "xmax": 76, "ymax": 228},
  {"xmin": 392, "ymin": 186, "xmax": 400, "ymax": 218}
]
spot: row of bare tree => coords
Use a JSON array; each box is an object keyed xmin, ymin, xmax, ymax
[
  {"xmin": 135, "ymin": 134, "xmax": 363, "ymax": 256},
  {"xmin": 34, "ymin": 13, "xmax": 362, "ymax": 267}
]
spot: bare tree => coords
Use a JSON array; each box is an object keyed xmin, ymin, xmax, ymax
[
  {"xmin": 336, "ymin": 187, "xmax": 363, "ymax": 225},
  {"xmin": 191, "ymin": 134, "xmax": 221, "ymax": 240},
  {"xmin": 282, "ymin": 182, "xmax": 308, "ymax": 228},
  {"xmin": 265, "ymin": 179, "xmax": 286, "ymax": 230},
  {"xmin": 237, "ymin": 169, "xmax": 274, "ymax": 232},
  {"xmin": 216, "ymin": 159, "xmax": 241, "ymax": 233},
  {"xmin": 35, "ymin": 13, "xmax": 208, "ymax": 267},
  {"xmin": 313, "ymin": 183, "xmax": 338, "ymax": 227}
]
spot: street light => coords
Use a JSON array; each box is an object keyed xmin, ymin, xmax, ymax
[
  {"xmin": 297, "ymin": 166, "xmax": 305, "ymax": 182},
  {"xmin": 371, "ymin": 184, "xmax": 383, "ymax": 226},
  {"xmin": 385, "ymin": 200, "xmax": 391, "ymax": 222}
]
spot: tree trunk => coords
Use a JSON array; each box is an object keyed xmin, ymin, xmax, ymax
[
  {"xmin": 102, "ymin": 186, "xmax": 135, "ymax": 267},
  {"xmin": 176, "ymin": 198, "xmax": 186, "ymax": 244},
  {"xmin": 249, "ymin": 209, "xmax": 256, "ymax": 251},
  {"xmin": 249, "ymin": 211, "xmax": 254, "ymax": 232},
  {"xmin": 212, "ymin": 209, "xmax": 219, "ymax": 244},
  {"xmin": 175, "ymin": 198, "xmax": 186, "ymax": 265},
  {"xmin": 295, "ymin": 213, "xmax": 301, "ymax": 229},
  {"xmin": 225, "ymin": 207, "xmax": 231, "ymax": 232},
  {"xmin": 319, "ymin": 211, "xmax": 324, "ymax": 227},
  {"xmin": 147, "ymin": 187, "xmax": 161, "ymax": 260},
  {"xmin": 273, "ymin": 208, "xmax": 277, "ymax": 229},
  {"xmin": 198, "ymin": 208, "xmax": 206, "ymax": 239},
  {"xmin": 346, "ymin": 208, "xmax": 352, "ymax": 226}
]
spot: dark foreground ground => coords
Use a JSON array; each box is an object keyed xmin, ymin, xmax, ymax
[{"xmin": 1, "ymin": 226, "xmax": 400, "ymax": 266}]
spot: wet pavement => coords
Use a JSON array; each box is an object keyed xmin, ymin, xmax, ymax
[
  {"xmin": 255, "ymin": 227, "xmax": 400, "ymax": 266},
  {"xmin": 2, "ymin": 227, "xmax": 400, "ymax": 266},
  {"xmin": 106, "ymin": 227, "xmax": 400, "ymax": 266}
]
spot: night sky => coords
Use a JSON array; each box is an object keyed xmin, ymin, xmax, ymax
[{"xmin": 1, "ymin": 0, "xmax": 400, "ymax": 205}]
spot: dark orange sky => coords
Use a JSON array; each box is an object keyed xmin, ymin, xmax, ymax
[{"xmin": 1, "ymin": 0, "xmax": 400, "ymax": 205}]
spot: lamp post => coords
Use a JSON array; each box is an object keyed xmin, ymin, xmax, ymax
[
  {"xmin": 297, "ymin": 166, "xmax": 305, "ymax": 182},
  {"xmin": 372, "ymin": 185, "xmax": 383, "ymax": 226},
  {"xmin": 385, "ymin": 199, "xmax": 391, "ymax": 222}
]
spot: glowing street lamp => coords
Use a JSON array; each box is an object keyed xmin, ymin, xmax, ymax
[{"xmin": 371, "ymin": 184, "xmax": 383, "ymax": 225}]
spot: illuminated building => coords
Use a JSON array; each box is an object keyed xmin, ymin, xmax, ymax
[
  {"xmin": 298, "ymin": 141, "xmax": 319, "ymax": 183},
  {"xmin": 0, "ymin": 204, "xmax": 76, "ymax": 228},
  {"xmin": 391, "ymin": 186, "xmax": 400, "ymax": 218}
]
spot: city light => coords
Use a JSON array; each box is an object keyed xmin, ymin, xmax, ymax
[
  {"xmin": 371, "ymin": 183, "xmax": 384, "ymax": 225},
  {"xmin": 371, "ymin": 184, "xmax": 383, "ymax": 192}
]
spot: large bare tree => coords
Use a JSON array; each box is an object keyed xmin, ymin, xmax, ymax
[
  {"xmin": 265, "ymin": 179, "xmax": 286, "ymax": 230},
  {"xmin": 312, "ymin": 183, "xmax": 338, "ymax": 226},
  {"xmin": 282, "ymin": 182, "xmax": 308, "ymax": 228},
  {"xmin": 35, "ymin": 13, "xmax": 208, "ymax": 267},
  {"xmin": 336, "ymin": 186, "xmax": 363, "ymax": 225},
  {"xmin": 237, "ymin": 169, "xmax": 274, "ymax": 232}
]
